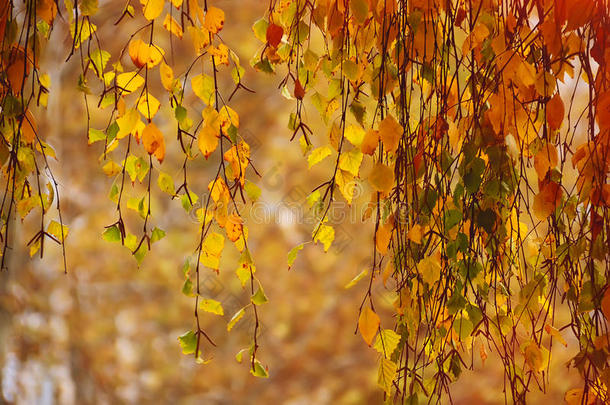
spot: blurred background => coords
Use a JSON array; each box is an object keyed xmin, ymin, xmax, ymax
[{"xmin": 0, "ymin": 1, "xmax": 586, "ymax": 403}]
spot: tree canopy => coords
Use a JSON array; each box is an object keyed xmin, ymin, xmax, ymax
[{"xmin": 1, "ymin": 0, "xmax": 609, "ymax": 403}]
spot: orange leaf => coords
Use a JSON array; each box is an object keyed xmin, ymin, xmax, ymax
[
  {"xmin": 204, "ymin": 7, "xmax": 224, "ymax": 34},
  {"xmin": 533, "ymin": 179, "xmax": 562, "ymax": 220},
  {"xmin": 141, "ymin": 123, "xmax": 166, "ymax": 163},
  {"xmin": 533, "ymin": 143, "xmax": 558, "ymax": 179},
  {"xmin": 547, "ymin": 93, "xmax": 564, "ymax": 131},
  {"xmin": 226, "ymin": 213, "xmax": 243, "ymax": 242},
  {"xmin": 358, "ymin": 307, "xmax": 380, "ymax": 346},
  {"xmin": 378, "ymin": 115, "xmax": 402, "ymax": 154},
  {"xmin": 361, "ymin": 129, "xmax": 379, "ymax": 155}
]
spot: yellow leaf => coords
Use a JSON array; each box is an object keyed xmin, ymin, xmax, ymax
[
  {"xmin": 358, "ymin": 307, "xmax": 380, "ymax": 346},
  {"xmin": 210, "ymin": 44, "xmax": 229, "ymax": 66},
  {"xmin": 419, "ymin": 253, "xmax": 441, "ymax": 285},
  {"xmin": 377, "ymin": 358, "xmax": 397, "ymax": 394},
  {"xmin": 308, "ymin": 146, "xmax": 332, "ymax": 168},
  {"xmin": 116, "ymin": 71, "xmax": 145, "ymax": 94},
  {"xmin": 160, "ymin": 62, "xmax": 174, "ymax": 91},
  {"xmin": 102, "ymin": 161, "xmax": 121, "ymax": 177},
  {"xmin": 147, "ymin": 44, "xmax": 164, "ymax": 68},
  {"xmin": 338, "ymin": 148, "xmax": 363, "ymax": 177},
  {"xmin": 407, "ymin": 224, "xmax": 423, "ymax": 244},
  {"xmin": 218, "ymin": 105, "xmax": 239, "ymax": 132},
  {"xmin": 227, "ymin": 307, "xmax": 245, "ymax": 331},
  {"xmin": 204, "ymin": 6, "xmax": 224, "ymax": 34},
  {"xmin": 141, "ymin": 123, "xmax": 165, "ymax": 163},
  {"xmin": 373, "ymin": 329, "xmax": 401, "ymax": 357},
  {"xmin": 163, "ymin": 13, "xmax": 183, "ymax": 38},
  {"xmin": 378, "ymin": 115, "xmax": 402, "ymax": 154},
  {"xmin": 116, "ymin": 108, "xmax": 140, "ymax": 139},
  {"xmin": 140, "ymin": 0, "xmax": 164, "ymax": 20},
  {"xmin": 345, "ymin": 124, "xmax": 365, "ymax": 147},
  {"xmin": 137, "ymin": 92, "xmax": 161, "ymax": 121},
  {"xmin": 200, "ymin": 232, "xmax": 224, "ymax": 271},
  {"xmin": 198, "ymin": 125, "xmax": 219, "ymax": 159},
  {"xmin": 345, "ymin": 269, "xmax": 368, "ymax": 289},
  {"xmin": 199, "ymin": 298, "xmax": 224, "ymax": 315},
  {"xmin": 47, "ymin": 220, "xmax": 69, "ymax": 243},
  {"xmin": 564, "ymin": 389, "xmax": 596, "ymax": 405},
  {"xmin": 313, "ymin": 224, "xmax": 334, "ymax": 252},
  {"xmin": 382, "ymin": 261, "xmax": 393, "ymax": 287},
  {"xmin": 187, "ymin": 26, "xmax": 210, "ymax": 55},
  {"xmin": 369, "ymin": 163, "xmax": 394, "ymax": 195}
]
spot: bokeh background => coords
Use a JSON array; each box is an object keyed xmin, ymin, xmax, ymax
[{"xmin": 0, "ymin": 1, "xmax": 587, "ymax": 403}]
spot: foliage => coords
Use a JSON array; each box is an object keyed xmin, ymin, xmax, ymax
[{"xmin": 1, "ymin": 0, "xmax": 609, "ymax": 403}]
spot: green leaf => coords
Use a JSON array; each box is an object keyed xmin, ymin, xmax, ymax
[
  {"xmin": 244, "ymin": 181, "xmax": 261, "ymax": 202},
  {"xmin": 88, "ymin": 128, "xmax": 106, "ymax": 144},
  {"xmin": 250, "ymin": 359, "xmax": 269, "ymax": 378},
  {"xmin": 199, "ymin": 298, "xmax": 224, "ymax": 316},
  {"xmin": 251, "ymin": 285, "xmax": 268, "ymax": 305},
  {"xmin": 191, "ymin": 74, "xmax": 215, "ymax": 105},
  {"xmin": 178, "ymin": 330, "xmax": 197, "ymax": 355},
  {"xmin": 88, "ymin": 49, "xmax": 110, "ymax": 78},
  {"xmin": 150, "ymin": 227, "xmax": 166, "ymax": 243},
  {"xmin": 252, "ymin": 18, "xmax": 269, "ymax": 42},
  {"xmin": 287, "ymin": 243, "xmax": 304, "ymax": 268},
  {"xmin": 102, "ymin": 225, "xmax": 121, "ymax": 242},
  {"xmin": 158, "ymin": 171, "xmax": 176, "ymax": 195},
  {"xmin": 182, "ymin": 278, "xmax": 194, "ymax": 297},
  {"xmin": 227, "ymin": 307, "xmax": 245, "ymax": 331},
  {"xmin": 181, "ymin": 192, "xmax": 198, "ymax": 212}
]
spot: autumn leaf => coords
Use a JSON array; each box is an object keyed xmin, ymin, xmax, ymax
[
  {"xmin": 547, "ymin": 92, "xmax": 564, "ymax": 131},
  {"xmin": 369, "ymin": 163, "xmax": 394, "ymax": 195},
  {"xmin": 199, "ymin": 298, "xmax": 224, "ymax": 316},
  {"xmin": 358, "ymin": 307, "xmax": 380, "ymax": 346},
  {"xmin": 533, "ymin": 179, "xmax": 562, "ymax": 220},
  {"xmin": 361, "ymin": 129, "xmax": 379, "ymax": 155},
  {"xmin": 204, "ymin": 7, "xmax": 224, "ymax": 34},
  {"xmin": 141, "ymin": 123, "xmax": 165, "ymax": 163},
  {"xmin": 140, "ymin": 0, "xmax": 164, "ymax": 20},
  {"xmin": 601, "ymin": 287, "xmax": 610, "ymax": 321},
  {"xmin": 378, "ymin": 115, "xmax": 402, "ymax": 154},
  {"xmin": 163, "ymin": 13, "xmax": 183, "ymax": 38},
  {"xmin": 266, "ymin": 23, "xmax": 283, "ymax": 47}
]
